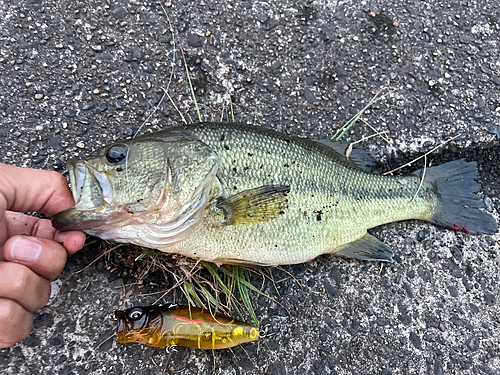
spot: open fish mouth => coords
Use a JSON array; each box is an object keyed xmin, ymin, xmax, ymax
[{"xmin": 52, "ymin": 159, "xmax": 112, "ymax": 231}]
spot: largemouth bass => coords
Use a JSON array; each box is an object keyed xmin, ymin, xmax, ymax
[
  {"xmin": 53, "ymin": 123, "xmax": 497, "ymax": 265},
  {"xmin": 115, "ymin": 305, "xmax": 259, "ymax": 349}
]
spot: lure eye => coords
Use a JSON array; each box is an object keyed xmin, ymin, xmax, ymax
[
  {"xmin": 106, "ymin": 144, "xmax": 128, "ymax": 164},
  {"xmin": 128, "ymin": 308, "xmax": 143, "ymax": 321}
]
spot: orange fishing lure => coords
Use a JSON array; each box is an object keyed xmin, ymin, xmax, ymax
[{"xmin": 115, "ymin": 305, "xmax": 259, "ymax": 349}]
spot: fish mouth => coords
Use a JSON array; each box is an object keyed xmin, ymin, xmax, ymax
[{"xmin": 52, "ymin": 159, "xmax": 112, "ymax": 231}]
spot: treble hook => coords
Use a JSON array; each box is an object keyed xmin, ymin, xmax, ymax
[{"xmin": 164, "ymin": 345, "xmax": 185, "ymax": 374}]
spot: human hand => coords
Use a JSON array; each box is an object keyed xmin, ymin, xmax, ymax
[{"xmin": 0, "ymin": 163, "xmax": 86, "ymax": 348}]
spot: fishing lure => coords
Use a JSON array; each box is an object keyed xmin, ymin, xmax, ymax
[{"xmin": 115, "ymin": 305, "xmax": 260, "ymax": 349}]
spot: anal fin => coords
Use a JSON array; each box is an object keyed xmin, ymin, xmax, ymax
[{"xmin": 335, "ymin": 234, "xmax": 394, "ymax": 262}]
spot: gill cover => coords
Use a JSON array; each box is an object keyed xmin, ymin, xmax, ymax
[{"xmin": 53, "ymin": 131, "xmax": 220, "ymax": 248}]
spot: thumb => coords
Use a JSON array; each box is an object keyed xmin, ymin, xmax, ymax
[{"xmin": 3, "ymin": 236, "xmax": 68, "ymax": 281}]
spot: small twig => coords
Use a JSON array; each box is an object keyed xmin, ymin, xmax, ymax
[
  {"xmin": 154, "ymin": 277, "xmax": 186, "ymax": 305},
  {"xmin": 166, "ymin": 91, "xmax": 187, "ymax": 124},
  {"xmin": 345, "ymin": 130, "xmax": 389, "ymax": 158},
  {"xmin": 383, "ymin": 134, "xmax": 461, "ymax": 175},
  {"xmin": 220, "ymin": 102, "xmax": 225, "ymax": 122},
  {"xmin": 276, "ymin": 266, "xmax": 304, "ymax": 290},
  {"xmin": 359, "ymin": 118, "xmax": 390, "ymax": 144},
  {"xmin": 73, "ymin": 244, "xmax": 123, "ymax": 275},
  {"xmin": 410, "ymin": 154, "xmax": 427, "ymax": 203},
  {"xmin": 95, "ymin": 333, "xmax": 116, "ymax": 350}
]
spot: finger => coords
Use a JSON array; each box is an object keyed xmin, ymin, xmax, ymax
[
  {"xmin": 0, "ymin": 262, "xmax": 51, "ymax": 311},
  {"xmin": 0, "ymin": 163, "xmax": 75, "ymax": 218},
  {"xmin": 3, "ymin": 236, "xmax": 68, "ymax": 281},
  {"xmin": 3, "ymin": 212, "xmax": 86, "ymax": 255},
  {"xmin": 0, "ymin": 298, "xmax": 33, "ymax": 348}
]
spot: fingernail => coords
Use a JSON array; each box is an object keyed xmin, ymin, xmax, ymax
[{"xmin": 11, "ymin": 237, "xmax": 42, "ymax": 263}]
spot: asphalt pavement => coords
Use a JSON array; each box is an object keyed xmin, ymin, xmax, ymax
[{"xmin": 0, "ymin": 0, "xmax": 499, "ymax": 374}]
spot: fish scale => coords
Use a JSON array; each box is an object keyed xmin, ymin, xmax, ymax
[
  {"xmin": 53, "ymin": 122, "xmax": 497, "ymax": 265},
  {"xmin": 163, "ymin": 124, "xmax": 433, "ymax": 265}
]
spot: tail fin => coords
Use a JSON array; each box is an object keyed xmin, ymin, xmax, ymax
[{"xmin": 420, "ymin": 159, "xmax": 497, "ymax": 235}]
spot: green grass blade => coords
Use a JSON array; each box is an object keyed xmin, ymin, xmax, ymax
[
  {"xmin": 235, "ymin": 267, "xmax": 259, "ymax": 326},
  {"xmin": 202, "ymin": 262, "xmax": 235, "ymax": 299},
  {"xmin": 202, "ymin": 262, "xmax": 243, "ymax": 318},
  {"xmin": 239, "ymin": 109, "xmax": 247, "ymax": 123},
  {"xmin": 199, "ymin": 285, "xmax": 223, "ymax": 310},
  {"xmin": 215, "ymin": 266, "xmax": 279, "ymax": 305},
  {"xmin": 135, "ymin": 249, "xmax": 159, "ymax": 261},
  {"xmin": 184, "ymin": 281, "xmax": 206, "ymax": 309},
  {"xmin": 226, "ymin": 80, "xmax": 234, "ymax": 122},
  {"xmin": 333, "ymin": 88, "xmax": 387, "ymax": 141},
  {"xmin": 182, "ymin": 58, "xmax": 202, "ymax": 123}
]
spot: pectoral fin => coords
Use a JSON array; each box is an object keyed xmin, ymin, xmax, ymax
[
  {"xmin": 216, "ymin": 185, "xmax": 290, "ymax": 225},
  {"xmin": 335, "ymin": 234, "xmax": 394, "ymax": 262}
]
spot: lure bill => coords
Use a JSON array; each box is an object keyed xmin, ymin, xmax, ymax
[
  {"xmin": 115, "ymin": 305, "xmax": 260, "ymax": 349},
  {"xmin": 53, "ymin": 123, "xmax": 498, "ymax": 266}
]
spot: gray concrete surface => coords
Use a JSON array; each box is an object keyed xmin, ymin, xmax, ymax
[{"xmin": 1, "ymin": 0, "xmax": 499, "ymax": 374}]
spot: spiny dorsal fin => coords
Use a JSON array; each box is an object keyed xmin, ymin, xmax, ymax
[
  {"xmin": 335, "ymin": 234, "xmax": 394, "ymax": 262},
  {"xmin": 216, "ymin": 185, "xmax": 290, "ymax": 225},
  {"xmin": 314, "ymin": 139, "xmax": 378, "ymax": 173}
]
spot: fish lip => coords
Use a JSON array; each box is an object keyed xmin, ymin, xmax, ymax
[
  {"xmin": 52, "ymin": 207, "xmax": 105, "ymax": 231},
  {"xmin": 67, "ymin": 159, "xmax": 112, "ymax": 207},
  {"xmin": 52, "ymin": 159, "xmax": 112, "ymax": 232},
  {"xmin": 66, "ymin": 159, "xmax": 83, "ymax": 204}
]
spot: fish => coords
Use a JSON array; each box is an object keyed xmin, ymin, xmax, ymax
[
  {"xmin": 52, "ymin": 122, "xmax": 498, "ymax": 266},
  {"xmin": 115, "ymin": 305, "xmax": 260, "ymax": 349}
]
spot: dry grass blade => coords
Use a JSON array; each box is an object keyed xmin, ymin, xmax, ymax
[
  {"xmin": 383, "ymin": 133, "xmax": 461, "ymax": 175},
  {"xmin": 225, "ymin": 78, "xmax": 235, "ymax": 122},
  {"xmin": 410, "ymin": 154, "xmax": 427, "ymax": 203},
  {"xmin": 345, "ymin": 130, "xmax": 389, "ymax": 158},
  {"xmin": 166, "ymin": 91, "xmax": 187, "ymax": 124},
  {"xmin": 359, "ymin": 118, "xmax": 390, "ymax": 144},
  {"xmin": 125, "ymin": 3, "xmax": 176, "ymax": 184},
  {"xmin": 153, "ymin": 277, "xmax": 186, "ymax": 305},
  {"xmin": 95, "ymin": 333, "xmax": 116, "ymax": 350},
  {"xmin": 333, "ymin": 87, "xmax": 390, "ymax": 141},
  {"xmin": 73, "ymin": 244, "xmax": 123, "ymax": 275},
  {"xmin": 179, "ymin": 44, "xmax": 202, "ymax": 122}
]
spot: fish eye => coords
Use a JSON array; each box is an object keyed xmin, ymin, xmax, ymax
[
  {"xmin": 106, "ymin": 144, "xmax": 128, "ymax": 164},
  {"xmin": 128, "ymin": 308, "xmax": 143, "ymax": 321}
]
